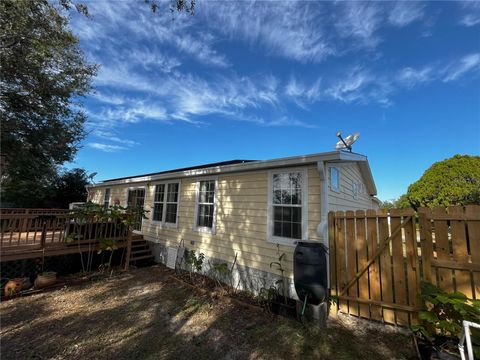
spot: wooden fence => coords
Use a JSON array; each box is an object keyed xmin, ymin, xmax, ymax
[{"xmin": 328, "ymin": 205, "xmax": 480, "ymax": 326}]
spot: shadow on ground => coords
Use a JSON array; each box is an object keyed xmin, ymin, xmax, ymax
[{"xmin": 0, "ymin": 266, "xmax": 416, "ymax": 360}]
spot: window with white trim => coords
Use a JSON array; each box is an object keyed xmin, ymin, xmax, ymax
[
  {"xmin": 196, "ymin": 180, "xmax": 216, "ymax": 230},
  {"xmin": 152, "ymin": 184, "xmax": 165, "ymax": 222},
  {"xmin": 268, "ymin": 170, "xmax": 307, "ymax": 244},
  {"xmin": 152, "ymin": 182, "xmax": 179, "ymax": 225},
  {"xmin": 103, "ymin": 188, "xmax": 111, "ymax": 211},
  {"xmin": 330, "ymin": 167, "xmax": 340, "ymax": 192}
]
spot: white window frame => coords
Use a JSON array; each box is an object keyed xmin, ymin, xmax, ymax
[
  {"xmin": 330, "ymin": 166, "xmax": 340, "ymax": 193},
  {"xmin": 193, "ymin": 176, "xmax": 218, "ymax": 234},
  {"xmin": 125, "ymin": 186, "xmax": 146, "ymax": 207},
  {"xmin": 267, "ymin": 168, "xmax": 308, "ymax": 246},
  {"xmin": 103, "ymin": 188, "xmax": 111, "ymax": 210},
  {"xmin": 125, "ymin": 186, "xmax": 147, "ymax": 232},
  {"xmin": 151, "ymin": 181, "xmax": 181, "ymax": 228}
]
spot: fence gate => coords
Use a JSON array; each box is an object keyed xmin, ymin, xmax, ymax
[{"xmin": 328, "ymin": 206, "xmax": 480, "ymax": 327}]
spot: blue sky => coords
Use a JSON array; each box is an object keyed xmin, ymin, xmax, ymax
[{"xmin": 69, "ymin": 1, "xmax": 480, "ymax": 201}]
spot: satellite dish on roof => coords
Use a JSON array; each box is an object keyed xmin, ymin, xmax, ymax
[{"xmin": 335, "ymin": 131, "xmax": 360, "ymax": 152}]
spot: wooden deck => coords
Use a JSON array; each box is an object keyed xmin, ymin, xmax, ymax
[{"xmin": 0, "ymin": 209, "xmax": 130, "ymax": 262}]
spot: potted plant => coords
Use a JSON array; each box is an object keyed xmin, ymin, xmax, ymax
[
  {"xmin": 34, "ymin": 271, "xmax": 57, "ymax": 288},
  {"xmin": 412, "ymin": 282, "xmax": 480, "ymax": 359}
]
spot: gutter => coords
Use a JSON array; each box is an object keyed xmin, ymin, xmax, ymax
[
  {"xmin": 88, "ymin": 150, "xmax": 369, "ymax": 188},
  {"xmin": 316, "ymin": 160, "xmax": 330, "ymax": 289}
]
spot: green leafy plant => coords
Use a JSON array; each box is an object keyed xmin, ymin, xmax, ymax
[
  {"xmin": 67, "ymin": 202, "xmax": 149, "ymax": 273},
  {"xmin": 184, "ymin": 249, "xmax": 205, "ymax": 282},
  {"xmin": 258, "ymin": 285, "xmax": 278, "ymax": 311},
  {"xmin": 208, "ymin": 261, "xmax": 229, "ymax": 289},
  {"xmin": 270, "ymin": 246, "xmax": 288, "ymax": 304},
  {"xmin": 412, "ymin": 282, "xmax": 480, "ymax": 357}
]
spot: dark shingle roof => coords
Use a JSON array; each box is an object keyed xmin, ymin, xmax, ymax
[{"xmin": 101, "ymin": 159, "xmax": 256, "ymax": 183}]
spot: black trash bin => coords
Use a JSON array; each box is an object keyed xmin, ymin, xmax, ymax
[{"xmin": 294, "ymin": 241, "xmax": 328, "ymax": 305}]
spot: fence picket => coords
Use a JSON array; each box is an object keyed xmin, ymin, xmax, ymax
[
  {"xmin": 346, "ymin": 210, "xmax": 359, "ymax": 317},
  {"xmin": 355, "ymin": 210, "xmax": 370, "ymax": 319},
  {"xmin": 432, "ymin": 207, "xmax": 454, "ymax": 292},
  {"xmin": 449, "ymin": 206, "xmax": 473, "ymax": 298},
  {"xmin": 390, "ymin": 209, "xmax": 409, "ymax": 326},
  {"xmin": 366, "ymin": 209, "xmax": 382, "ymax": 321},
  {"xmin": 378, "ymin": 209, "xmax": 395, "ymax": 324},
  {"xmin": 465, "ymin": 205, "xmax": 480, "ymax": 299},
  {"xmin": 403, "ymin": 208, "xmax": 419, "ymax": 325},
  {"xmin": 335, "ymin": 211, "xmax": 349, "ymax": 315}
]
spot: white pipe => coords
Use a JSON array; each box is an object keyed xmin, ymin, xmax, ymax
[
  {"xmin": 459, "ymin": 320, "xmax": 480, "ymax": 360},
  {"xmin": 316, "ymin": 161, "xmax": 330, "ymax": 289}
]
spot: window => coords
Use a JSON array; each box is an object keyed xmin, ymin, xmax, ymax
[
  {"xmin": 330, "ymin": 167, "xmax": 340, "ymax": 192},
  {"xmin": 268, "ymin": 170, "xmax": 307, "ymax": 245},
  {"xmin": 152, "ymin": 184, "xmax": 165, "ymax": 221},
  {"xmin": 196, "ymin": 179, "xmax": 216, "ymax": 232},
  {"xmin": 127, "ymin": 188, "xmax": 145, "ymax": 231},
  {"xmin": 152, "ymin": 182, "xmax": 179, "ymax": 226},
  {"xmin": 103, "ymin": 188, "xmax": 111, "ymax": 211}
]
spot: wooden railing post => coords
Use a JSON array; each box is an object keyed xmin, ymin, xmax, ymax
[
  {"xmin": 40, "ymin": 216, "xmax": 47, "ymax": 249},
  {"xmin": 124, "ymin": 226, "xmax": 132, "ymax": 271}
]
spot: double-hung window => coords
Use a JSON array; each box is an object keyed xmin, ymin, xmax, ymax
[
  {"xmin": 195, "ymin": 179, "xmax": 217, "ymax": 233},
  {"xmin": 268, "ymin": 170, "xmax": 307, "ymax": 245},
  {"xmin": 152, "ymin": 182, "xmax": 180, "ymax": 226},
  {"xmin": 103, "ymin": 188, "xmax": 111, "ymax": 211}
]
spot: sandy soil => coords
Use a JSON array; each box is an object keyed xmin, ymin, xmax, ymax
[{"xmin": 0, "ymin": 265, "xmax": 416, "ymax": 360}]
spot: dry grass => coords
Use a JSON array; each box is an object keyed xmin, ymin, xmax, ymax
[{"xmin": 0, "ymin": 265, "xmax": 416, "ymax": 360}]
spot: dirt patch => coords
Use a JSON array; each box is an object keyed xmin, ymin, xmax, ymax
[{"xmin": 1, "ymin": 265, "xmax": 416, "ymax": 360}]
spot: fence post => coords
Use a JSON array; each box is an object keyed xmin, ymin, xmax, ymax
[
  {"xmin": 418, "ymin": 208, "xmax": 432, "ymax": 284},
  {"xmin": 124, "ymin": 226, "xmax": 132, "ymax": 271},
  {"xmin": 328, "ymin": 212, "xmax": 337, "ymax": 307}
]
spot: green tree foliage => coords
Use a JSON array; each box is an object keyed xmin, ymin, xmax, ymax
[
  {"xmin": 404, "ymin": 155, "xmax": 480, "ymax": 209},
  {"xmin": 0, "ymin": 0, "xmax": 96, "ymax": 207}
]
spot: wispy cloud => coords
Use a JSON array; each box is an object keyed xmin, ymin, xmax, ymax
[
  {"xmin": 87, "ymin": 143, "xmax": 128, "ymax": 153},
  {"xmin": 388, "ymin": 2, "xmax": 424, "ymax": 27},
  {"xmin": 201, "ymin": 1, "xmax": 334, "ymax": 63},
  {"xmin": 335, "ymin": 2, "xmax": 382, "ymax": 48},
  {"xmin": 397, "ymin": 66, "xmax": 434, "ymax": 88},
  {"xmin": 324, "ymin": 67, "xmax": 392, "ymax": 106},
  {"xmin": 459, "ymin": 1, "xmax": 480, "ymax": 27},
  {"xmin": 442, "ymin": 53, "xmax": 480, "ymax": 82}
]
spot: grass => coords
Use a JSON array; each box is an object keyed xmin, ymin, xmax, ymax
[{"xmin": 0, "ymin": 265, "xmax": 416, "ymax": 360}]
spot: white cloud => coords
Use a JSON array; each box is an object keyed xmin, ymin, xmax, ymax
[
  {"xmin": 91, "ymin": 130, "xmax": 138, "ymax": 147},
  {"xmin": 443, "ymin": 53, "xmax": 480, "ymax": 82},
  {"xmin": 201, "ymin": 1, "xmax": 334, "ymax": 63},
  {"xmin": 459, "ymin": 1, "xmax": 480, "ymax": 27},
  {"xmin": 388, "ymin": 2, "xmax": 424, "ymax": 27},
  {"xmin": 335, "ymin": 2, "xmax": 382, "ymax": 47},
  {"xmin": 284, "ymin": 76, "xmax": 322, "ymax": 108},
  {"xmin": 397, "ymin": 66, "xmax": 434, "ymax": 87},
  {"xmin": 87, "ymin": 143, "xmax": 128, "ymax": 152},
  {"xmin": 324, "ymin": 67, "xmax": 392, "ymax": 105}
]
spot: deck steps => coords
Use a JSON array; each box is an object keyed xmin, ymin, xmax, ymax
[{"xmin": 128, "ymin": 235, "xmax": 154, "ymax": 266}]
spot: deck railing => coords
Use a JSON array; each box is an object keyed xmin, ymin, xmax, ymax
[{"xmin": 0, "ymin": 208, "xmax": 128, "ymax": 251}]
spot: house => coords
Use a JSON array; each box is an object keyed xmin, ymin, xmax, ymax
[{"xmin": 87, "ymin": 150, "xmax": 379, "ymax": 295}]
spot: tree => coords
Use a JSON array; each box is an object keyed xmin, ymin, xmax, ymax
[
  {"xmin": 0, "ymin": 0, "xmax": 96, "ymax": 207},
  {"xmin": 49, "ymin": 168, "xmax": 90, "ymax": 208},
  {"xmin": 403, "ymin": 155, "xmax": 480, "ymax": 209}
]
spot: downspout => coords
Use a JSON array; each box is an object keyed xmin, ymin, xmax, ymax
[{"xmin": 316, "ymin": 161, "xmax": 330, "ymax": 289}]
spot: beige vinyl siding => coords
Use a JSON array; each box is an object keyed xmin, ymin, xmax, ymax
[
  {"xmin": 91, "ymin": 165, "xmax": 322, "ymax": 279},
  {"xmin": 328, "ymin": 162, "xmax": 378, "ymax": 211}
]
